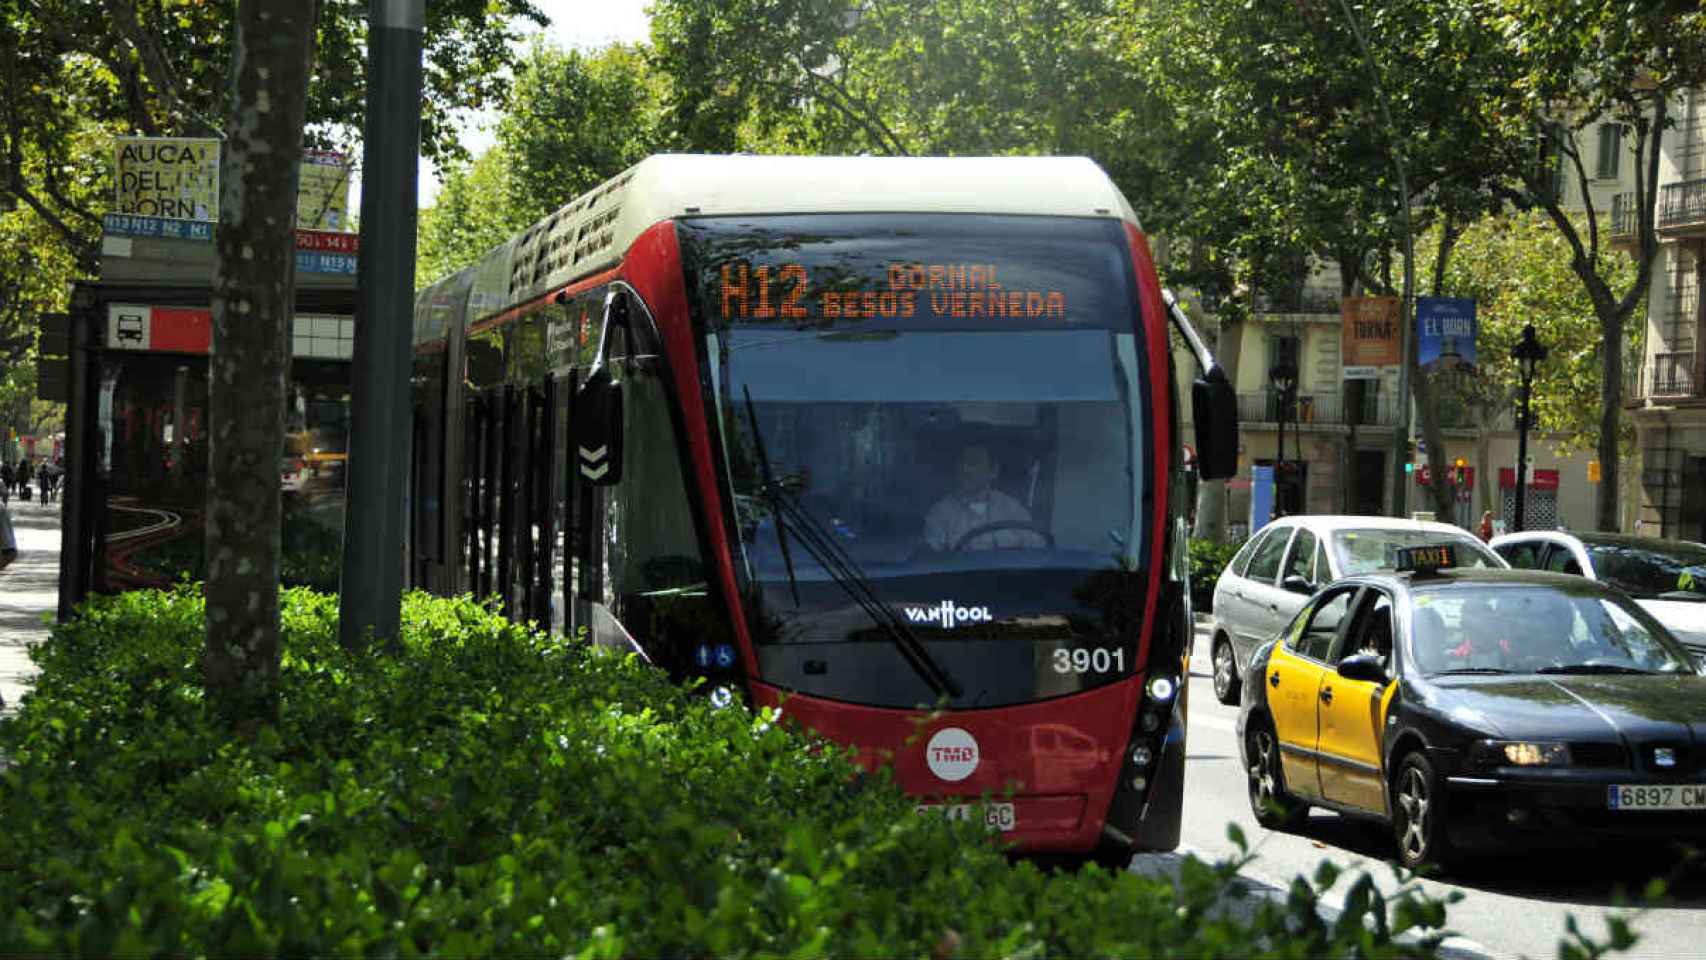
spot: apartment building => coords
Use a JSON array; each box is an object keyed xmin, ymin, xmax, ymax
[
  {"xmin": 1619, "ymin": 86, "xmax": 1706, "ymax": 542},
  {"xmin": 1183, "ymin": 118, "xmax": 1638, "ymax": 538}
]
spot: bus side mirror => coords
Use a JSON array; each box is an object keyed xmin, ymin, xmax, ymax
[
  {"xmin": 1192, "ymin": 368, "xmax": 1238, "ymax": 480},
  {"xmin": 573, "ymin": 366, "xmax": 623, "ymax": 486}
]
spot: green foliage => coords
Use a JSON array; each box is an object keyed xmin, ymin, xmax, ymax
[
  {"xmin": 1189, "ymin": 537, "xmax": 1245, "ymax": 611},
  {"xmin": 0, "ymin": 588, "xmax": 1471, "ymax": 956},
  {"xmin": 1419, "ymin": 211, "xmax": 1638, "ymax": 455},
  {"xmin": 417, "ymin": 43, "xmax": 667, "ymax": 286}
]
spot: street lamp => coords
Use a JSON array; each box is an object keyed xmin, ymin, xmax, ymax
[
  {"xmin": 1269, "ymin": 357, "xmax": 1299, "ymax": 515},
  {"xmin": 1510, "ymin": 324, "xmax": 1548, "ymax": 532}
]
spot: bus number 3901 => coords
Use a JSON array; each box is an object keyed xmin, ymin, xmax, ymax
[{"xmin": 1051, "ymin": 647, "xmax": 1126, "ymax": 675}]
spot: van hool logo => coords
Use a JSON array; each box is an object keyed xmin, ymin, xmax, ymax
[{"xmin": 903, "ymin": 600, "xmax": 992, "ymax": 629}]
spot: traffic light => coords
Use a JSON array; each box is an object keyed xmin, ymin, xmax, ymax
[
  {"xmin": 1454, "ymin": 457, "xmax": 1467, "ymax": 485},
  {"xmin": 1403, "ymin": 439, "xmax": 1416, "ymax": 474}
]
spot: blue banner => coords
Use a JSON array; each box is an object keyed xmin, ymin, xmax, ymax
[
  {"xmin": 1250, "ymin": 465, "xmax": 1275, "ymax": 534},
  {"xmin": 1416, "ymin": 297, "xmax": 1477, "ymax": 371}
]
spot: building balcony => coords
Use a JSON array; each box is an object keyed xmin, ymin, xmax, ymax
[
  {"xmin": 1236, "ymin": 391, "xmax": 1397, "ymax": 427},
  {"xmin": 1609, "ymin": 191, "xmax": 1640, "ymax": 252},
  {"xmin": 1256, "ymin": 291, "xmax": 1342, "ymax": 318},
  {"xmin": 1658, "ymin": 178, "xmax": 1706, "ymax": 239},
  {"xmin": 1635, "ymin": 351, "xmax": 1702, "ymax": 401}
]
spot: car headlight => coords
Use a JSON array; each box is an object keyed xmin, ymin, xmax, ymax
[{"xmin": 1475, "ymin": 739, "xmax": 1572, "ymax": 767}]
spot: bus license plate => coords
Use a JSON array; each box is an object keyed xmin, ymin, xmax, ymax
[
  {"xmin": 916, "ymin": 802, "xmax": 1017, "ymax": 831},
  {"xmin": 1607, "ymin": 784, "xmax": 1706, "ymax": 810}
]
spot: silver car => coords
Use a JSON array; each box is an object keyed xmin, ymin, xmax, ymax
[
  {"xmin": 1208, "ymin": 515, "xmax": 1506, "ymax": 704},
  {"xmin": 1489, "ymin": 530, "xmax": 1706, "ymax": 663}
]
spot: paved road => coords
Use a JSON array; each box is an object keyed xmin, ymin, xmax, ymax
[{"xmin": 1167, "ymin": 617, "xmax": 1706, "ymax": 959}]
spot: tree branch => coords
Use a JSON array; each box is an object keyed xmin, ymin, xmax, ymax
[
  {"xmin": 105, "ymin": 0, "xmax": 221, "ymax": 136},
  {"xmin": 10, "ymin": 179, "xmax": 98, "ymax": 272}
]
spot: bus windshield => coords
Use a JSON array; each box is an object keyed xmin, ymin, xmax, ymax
[{"xmin": 682, "ymin": 214, "xmax": 1157, "ymax": 709}]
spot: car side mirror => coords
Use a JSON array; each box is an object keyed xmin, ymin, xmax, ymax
[
  {"xmin": 1282, "ymin": 575, "xmax": 1314, "ymax": 595},
  {"xmin": 1336, "ymin": 651, "xmax": 1387, "ymax": 683},
  {"xmin": 1191, "ymin": 367, "xmax": 1238, "ymax": 480}
]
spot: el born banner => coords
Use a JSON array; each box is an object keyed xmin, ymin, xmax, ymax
[
  {"xmin": 114, "ymin": 136, "xmax": 220, "ymax": 221},
  {"xmin": 1340, "ymin": 295, "xmax": 1400, "ymax": 379}
]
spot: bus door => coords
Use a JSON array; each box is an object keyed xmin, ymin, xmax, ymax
[
  {"xmin": 527, "ymin": 377, "xmax": 557, "ymax": 627},
  {"xmin": 497, "ymin": 383, "xmax": 519, "ymax": 617},
  {"xmin": 463, "ymin": 391, "xmax": 497, "ymax": 599}
]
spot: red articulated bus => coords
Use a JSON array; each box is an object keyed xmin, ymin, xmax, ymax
[{"xmin": 407, "ymin": 155, "xmax": 1237, "ymax": 865}]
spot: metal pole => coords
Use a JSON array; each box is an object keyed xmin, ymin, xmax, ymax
[
  {"xmin": 340, "ymin": 0, "xmax": 425, "ymax": 648},
  {"xmin": 1276, "ymin": 393, "xmax": 1287, "ymax": 513},
  {"xmin": 1515, "ymin": 373, "xmax": 1530, "ymax": 533}
]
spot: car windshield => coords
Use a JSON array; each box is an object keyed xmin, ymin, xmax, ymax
[
  {"xmin": 1408, "ymin": 584, "xmax": 1698, "ymax": 676},
  {"xmin": 1330, "ymin": 529, "xmax": 1502, "ymax": 576},
  {"xmin": 1585, "ymin": 540, "xmax": 1706, "ymax": 602}
]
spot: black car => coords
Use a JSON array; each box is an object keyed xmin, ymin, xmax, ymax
[{"xmin": 1236, "ymin": 547, "xmax": 1706, "ymax": 870}]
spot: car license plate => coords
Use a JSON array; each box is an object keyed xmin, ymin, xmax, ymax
[
  {"xmin": 916, "ymin": 801, "xmax": 1017, "ymax": 831},
  {"xmin": 1607, "ymin": 784, "xmax": 1706, "ymax": 810}
]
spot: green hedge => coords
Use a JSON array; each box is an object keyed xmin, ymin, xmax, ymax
[
  {"xmin": 1189, "ymin": 537, "xmax": 1246, "ymax": 612},
  {"xmin": 1, "ymin": 588, "xmax": 1472, "ymax": 956}
]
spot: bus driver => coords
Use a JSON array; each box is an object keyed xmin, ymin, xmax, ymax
[{"xmin": 924, "ymin": 445, "xmax": 1047, "ymax": 551}]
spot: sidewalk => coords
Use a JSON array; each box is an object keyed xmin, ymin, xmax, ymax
[{"xmin": 1, "ymin": 495, "xmax": 61, "ymax": 717}]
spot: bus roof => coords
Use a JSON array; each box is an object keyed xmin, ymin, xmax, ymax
[{"xmin": 416, "ymin": 154, "xmax": 1143, "ymax": 341}]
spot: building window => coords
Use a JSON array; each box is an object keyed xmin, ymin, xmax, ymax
[{"xmin": 1595, "ymin": 124, "xmax": 1625, "ymax": 181}]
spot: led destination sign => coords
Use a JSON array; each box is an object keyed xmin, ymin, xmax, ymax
[
  {"xmin": 682, "ymin": 214, "xmax": 1134, "ymax": 332},
  {"xmin": 718, "ymin": 262, "xmax": 1068, "ymax": 323}
]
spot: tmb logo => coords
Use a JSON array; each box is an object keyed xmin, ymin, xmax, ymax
[
  {"xmin": 903, "ymin": 600, "xmax": 992, "ymax": 629},
  {"xmin": 926, "ymin": 727, "xmax": 980, "ymax": 781}
]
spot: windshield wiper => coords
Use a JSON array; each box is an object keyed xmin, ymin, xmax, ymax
[
  {"xmin": 1432, "ymin": 667, "xmax": 1513, "ymax": 676},
  {"xmin": 1536, "ymin": 664, "xmax": 1658, "ymax": 675},
  {"xmin": 742, "ymin": 387, "xmax": 801, "ymax": 607},
  {"xmin": 740, "ymin": 390, "xmax": 962, "ymax": 701}
]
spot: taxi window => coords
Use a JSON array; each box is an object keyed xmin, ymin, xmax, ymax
[
  {"xmin": 1337, "ymin": 591, "xmax": 1395, "ymax": 674},
  {"xmin": 1245, "ymin": 527, "xmax": 1292, "ymax": 583},
  {"xmin": 1315, "ymin": 539, "xmax": 1331, "ymax": 583},
  {"xmin": 1282, "ymin": 529, "xmax": 1318, "ymax": 585},
  {"xmin": 1408, "ymin": 585, "xmax": 1695, "ymax": 675},
  {"xmin": 1497, "ymin": 541, "xmax": 1541, "ymax": 569},
  {"xmin": 1287, "ymin": 586, "xmax": 1355, "ymax": 661}
]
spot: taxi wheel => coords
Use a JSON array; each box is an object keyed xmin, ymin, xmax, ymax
[
  {"xmin": 1212, "ymin": 637, "xmax": 1242, "ymax": 705},
  {"xmin": 1246, "ymin": 716, "xmax": 1306, "ymax": 830},
  {"xmin": 1391, "ymin": 752, "xmax": 1455, "ymax": 871}
]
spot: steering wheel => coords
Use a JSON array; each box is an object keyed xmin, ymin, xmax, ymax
[{"xmin": 950, "ymin": 521, "xmax": 1055, "ymax": 552}]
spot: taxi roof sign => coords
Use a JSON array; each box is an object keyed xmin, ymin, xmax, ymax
[{"xmin": 1394, "ymin": 543, "xmax": 1459, "ymax": 575}]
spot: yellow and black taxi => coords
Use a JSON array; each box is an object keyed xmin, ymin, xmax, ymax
[{"xmin": 1236, "ymin": 544, "xmax": 1706, "ymax": 870}]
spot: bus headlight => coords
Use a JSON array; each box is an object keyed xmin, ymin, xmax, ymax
[
  {"xmin": 1130, "ymin": 745, "xmax": 1154, "ymax": 768},
  {"xmin": 1147, "ymin": 676, "xmax": 1176, "ymax": 702},
  {"xmin": 1140, "ymin": 711, "xmax": 1162, "ymax": 733}
]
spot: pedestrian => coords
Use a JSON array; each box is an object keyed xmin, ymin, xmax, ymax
[
  {"xmin": 0, "ymin": 496, "xmax": 17, "ymax": 571},
  {"xmin": 36, "ymin": 464, "xmax": 49, "ymax": 505},
  {"xmin": 15, "ymin": 459, "xmax": 30, "ymax": 502},
  {"xmin": 0, "ymin": 461, "xmax": 11, "ymax": 503},
  {"xmin": 1478, "ymin": 510, "xmax": 1494, "ymax": 542}
]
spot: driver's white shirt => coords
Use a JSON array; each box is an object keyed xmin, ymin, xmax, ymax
[{"xmin": 923, "ymin": 488, "xmax": 1043, "ymax": 551}]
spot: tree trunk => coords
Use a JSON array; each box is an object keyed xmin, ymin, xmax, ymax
[
  {"xmin": 1193, "ymin": 313, "xmax": 1243, "ymax": 542},
  {"xmin": 203, "ymin": 0, "xmax": 317, "ymax": 727},
  {"xmin": 1596, "ymin": 311, "xmax": 1623, "ymax": 532}
]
